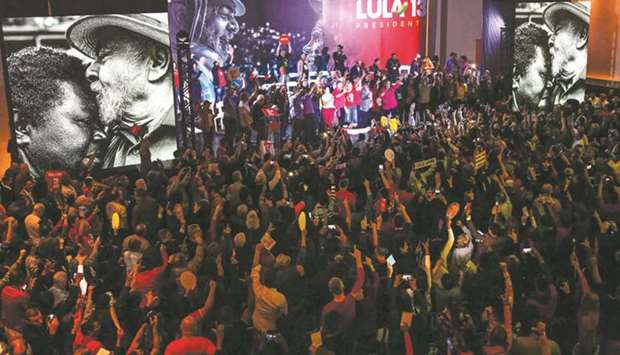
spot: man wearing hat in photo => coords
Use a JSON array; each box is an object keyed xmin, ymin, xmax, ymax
[
  {"xmin": 66, "ymin": 14, "xmax": 176, "ymax": 169},
  {"xmin": 543, "ymin": 1, "xmax": 590, "ymax": 106}
]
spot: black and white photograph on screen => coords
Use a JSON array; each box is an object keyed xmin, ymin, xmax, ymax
[
  {"xmin": 1, "ymin": 13, "xmax": 176, "ymax": 176},
  {"xmin": 512, "ymin": 1, "xmax": 590, "ymax": 112}
]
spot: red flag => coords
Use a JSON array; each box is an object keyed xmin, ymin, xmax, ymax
[{"xmin": 279, "ymin": 34, "xmax": 290, "ymax": 45}]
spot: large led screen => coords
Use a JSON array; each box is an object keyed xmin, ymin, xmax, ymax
[
  {"xmin": 512, "ymin": 2, "xmax": 591, "ymax": 111},
  {"xmin": 1, "ymin": 13, "xmax": 177, "ymax": 176},
  {"xmin": 167, "ymin": 0, "xmax": 427, "ymax": 109}
]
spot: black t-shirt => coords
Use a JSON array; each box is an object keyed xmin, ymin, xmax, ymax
[
  {"xmin": 387, "ymin": 58, "xmax": 400, "ymax": 75},
  {"xmin": 276, "ymin": 53, "xmax": 290, "ymax": 72},
  {"xmin": 333, "ymin": 51, "xmax": 347, "ymax": 70}
]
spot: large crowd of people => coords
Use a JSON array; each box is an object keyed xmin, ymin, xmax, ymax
[{"xmin": 1, "ymin": 45, "xmax": 620, "ymax": 355}]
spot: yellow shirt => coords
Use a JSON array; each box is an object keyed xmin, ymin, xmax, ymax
[{"xmin": 251, "ymin": 265, "xmax": 288, "ymax": 332}]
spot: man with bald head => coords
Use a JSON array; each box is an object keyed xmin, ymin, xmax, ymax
[
  {"xmin": 49, "ymin": 271, "xmax": 69, "ymax": 308},
  {"xmin": 24, "ymin": 203, "xmax": 45, "ymax": 245},
  {"xmin": 321, "ymin": 246, "xmax": 365, "ymax": 351},
  {"xmin": 165, "ymin": 280, "xmax": 223, "ymax": 354}
]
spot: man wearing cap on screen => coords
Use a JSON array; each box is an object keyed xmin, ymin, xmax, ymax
[
  {"xmin": 66, "ymin": 14, "xmax": 176, "ymax": 169},
  {"xmin": 543, "ymin": 1, "xmax": 590, "ymax": 106}
]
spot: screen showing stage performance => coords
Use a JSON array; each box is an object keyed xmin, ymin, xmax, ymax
[
  {"xmin": 1, "ymin": 13, "xmax": 176, "ymax": 176},
  {"xmin": 511, "ymin": 2, "xmax": 591, "ymax": 111},
  {"xmin": 167, "ymin": 0, "xmax": 427, "ymax": 110}
]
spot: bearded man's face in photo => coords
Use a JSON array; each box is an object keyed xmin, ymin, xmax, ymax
[
  {"xmin": 85, "ymin": 28, "xmax": 152, "ymax": 125},
  {"xmin": 549, "ymin": 17, "xmax": 588, "ymax": 81},
  {"xmin": 201, "ymin": 5, "xmax": 239, "ymax": 63}
]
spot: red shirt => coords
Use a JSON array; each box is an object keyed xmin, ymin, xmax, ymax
[
  {"xmin": 321, "ymin": 267, "xmax": 365, "ymax": 335},
  {"xmin": 133, "ymin": 248, "xmax": 168, "ymax": 308},
  {"xmin": 73, "ymin": 330, "xmax": 104, "ymax": 354},
  {"xmin": 216, "ymin": 69, "xmax": 227, "ymax": 88},
  {"xmin": 173, "ymin": 69, "xmax": 180, "ymax": 89},
  {"xmin": 344, "ymin": 86, "xmax": 361, "ymax": 107},
  {"xmin": 336, "ymin": 188, "xmax": 357, "ymax": 209},
  {"xmin": 381, "ymin": 82, "xmax": 402, "ymax": 110},
  {"xmin": 353, "ymin": 86, "xmax": 362, "ymax": 106},
  {"xmin": 164, "ymin": 336, "xmax": 217, "ymax": 355},
  {"xmin": 333, "ymin": 88, "xmax": 346, "ymax": 109},
  {"xmin": 1, "ymin": 286, "xmax": 29, "ymax": 330}
]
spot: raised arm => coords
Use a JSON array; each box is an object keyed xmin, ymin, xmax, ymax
[
  {"xmin": 397, "ymin": 198, "xmax": 412, "ymax": 225},
  {"xmin": 0, "ymin": 249, "xmax": 27, "ymax": 290},
  {"xmin": 84, "ymin": 237, "xmax": 101, "ymax": 266},
  {"xmin": 370, "ymin": 220, "xmax": 379, "ymax": 251},
  {"xmin": 108, "ymin": 295, "xmax": 125, "ymax": 349},
  {"xmin": 496, "ymin": 142, "xmax": 512, "ymax": 180},
  {"xmin": 570, "ymin": 252, "xmax": 590, "ymax": 301},
  {"xmin": 379, "ymin": 169, "xmax": 394, "ymax": 191},
  {"xmin": 589, "ymin": 237, "xmax": 603, "ymax": 286},
  {"xmin": 343, "ymin": 199, "xmax": 352, "ymax": 231},
  {"xmin": 127, "ymin": 323, "xmax": 148, "ymax": 355},
  {"xmin": 2, "ymin": 217, "xmax": 17, "ymax": 246},
  {"xmin": 209, "ymin": 200, "xmax": 224, "ymax": 242},
  {"xmin": 349, "ymin": 246, "xmax": 366, "ymax": 295},
  {"xmin": 500, "ymin": 262, "xmax": 513, "ymax": 349},
  {"xmin": 150, "ymin": 315, "xmax": 162, "ymax": 355},
  {"xmin": 492, "ymin": 174, "xmax": 511, "ymax": 205},
  {"xmin": 440, "ymin": 218, "xmax": 455, "ymax": 263},
  {"xmin": 191, "ymin": 280, "xmax": 217, "ymax": 321},
  {"xmin": 187, "ymin": 232, "xmax": 205, "ymax": 273},
  {"xmin": 362, "ymin": 179, "xmax": 373, "ymax": 218},
  {"xmin": 276, "ymin": 43, "xmax": 282, "ymax": 56},
  {"xmin": 268, "ymin": 164, "xmax": 282, "ymax": 191}
]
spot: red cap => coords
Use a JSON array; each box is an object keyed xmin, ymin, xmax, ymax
[{"xmin": 294, "ymin": 202, "xmax": 305, "ymax": 216}]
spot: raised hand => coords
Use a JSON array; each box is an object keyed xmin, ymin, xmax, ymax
[
  {"xmin": 570, "ymin": 252, "xmax": 580, "ymax": 270},
  {"xmin": 351, "ymin": 245, "xmax": 362, "ymax": 262},
  {"xmin": 499, "ymin": 261, "xmax": 508, "ymax": 274}
]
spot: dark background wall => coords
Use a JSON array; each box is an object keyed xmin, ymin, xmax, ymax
[
  {"xmin": 482, "ymin": 0, "xmax": 515, "ymax": 76},
  {"xmin": 1, "ymin": 0, "xmax": 167, "ymax": 17}
]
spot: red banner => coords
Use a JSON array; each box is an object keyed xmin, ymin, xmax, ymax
[{"xmin": 323, "ymin": 0, "xmax": 427, "ymax": 66}]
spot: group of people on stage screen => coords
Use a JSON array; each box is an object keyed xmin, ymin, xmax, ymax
[{"xmin": 191, "ymin": 42, "xmax": 490, "ymax": 153}]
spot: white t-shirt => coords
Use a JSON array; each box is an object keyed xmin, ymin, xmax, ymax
[{"xmin": 321, "ymin": 92, "xmax": 335, "ymax": 109}]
